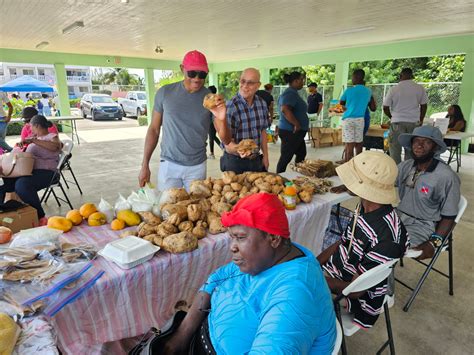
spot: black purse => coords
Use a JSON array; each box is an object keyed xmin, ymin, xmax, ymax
[{"xmin": 128, "ymin": 311, "xmax": 187, "ymax": 355}]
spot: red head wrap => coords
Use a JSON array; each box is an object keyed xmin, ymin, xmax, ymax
[{"xmin": 221, "ymin": 193, "xmax": 290, "ymax": 238}]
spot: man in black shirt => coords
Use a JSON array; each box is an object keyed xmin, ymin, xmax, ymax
[
  {"xmin": 307, "ymin": 83, "xmax": 323, "ymax": 115},
  {"xmin": 256, "ymin": 83, "xmax": 274, "ymax": 124}
]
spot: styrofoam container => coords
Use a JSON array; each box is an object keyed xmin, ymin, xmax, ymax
[{"xmin": 98, "ymin": 236, "xmax": 160, "ymax": 269}]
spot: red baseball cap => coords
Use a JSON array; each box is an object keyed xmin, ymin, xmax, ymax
[
  {"xmin": 182, "ymin": 50, "xmax": 209, "ymax": 72},
  {"xmin": 221, "ymin": 193, "xmax": 290, "ymax": 238}
]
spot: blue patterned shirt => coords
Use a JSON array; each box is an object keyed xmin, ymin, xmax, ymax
[{"xmin": 226, "ymin": 93, "xmax": 269, "ymax": 148}]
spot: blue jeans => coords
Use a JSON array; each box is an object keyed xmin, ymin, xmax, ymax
[
  {"xmin": 0, "ymin": 169, "xmax": 55, "ymax": 219},
  {"xmin": 0, "ymin": 120, "xmax": 12, "ymax": 152}
]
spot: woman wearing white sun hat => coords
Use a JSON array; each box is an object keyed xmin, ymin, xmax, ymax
[{"xmin": 318, "ymin": 151, "xmax": 409, "ymax": 330}]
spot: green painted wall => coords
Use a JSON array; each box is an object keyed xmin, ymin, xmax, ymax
[{"xmin": 210, "ymin": 34, "xmax": 474, "ymax": 72}]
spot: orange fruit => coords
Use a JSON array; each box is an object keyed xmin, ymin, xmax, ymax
[
  {"xmin": 111, "ymin": 219, "xmax": 126, "ymax": 231},
  {"xmin": 79, "ymin": 203, "xmax": 97, "ymax": 219},
  {"xmin": 88, "ymin": 212, "xmax": 107, "ymax": 227},
  {"xmin": 66, "ymin": 209, "xmax": 83, "ymax": 226}
]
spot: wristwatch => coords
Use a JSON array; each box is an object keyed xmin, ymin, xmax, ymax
[{"xmin": 429, "ymin": 234, "xmax": 443, "ymax": 248}]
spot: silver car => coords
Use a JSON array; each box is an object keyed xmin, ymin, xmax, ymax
[{"xmin": 80, "ymin": 94, "xmax": 123, "ymax": 121}]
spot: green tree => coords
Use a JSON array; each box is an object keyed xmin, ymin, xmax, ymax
[
  {"xmin": 218, "ymin": 71, "xmax": 242, "ymax": 99},
  {"xmin": 156, "ymin": 71, "xmax": 184, "ymax": 88}
]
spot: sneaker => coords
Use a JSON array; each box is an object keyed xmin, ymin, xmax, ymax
[
  {"xmin": 208, "ymin": 154, "xmax": 215, "ymax": 159},
  {"xmin": 39, "ymin": 217, "xmax": 48, "ymax": 226}
]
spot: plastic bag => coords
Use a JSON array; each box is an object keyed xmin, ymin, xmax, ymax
[
  {"xmin": 9, "ymin": 227, "xmax": 63, "ymax": 248},
  {"xmin": 114, "ymin": 194, "xmax": 131, "ymax": 213},
  {"xmin": 127, "ymin": 185, "xmax": 161, "ymax": 213},
  {"xmin": 98, "ymin": 198, "xmax": 115, "ymax": 223}
]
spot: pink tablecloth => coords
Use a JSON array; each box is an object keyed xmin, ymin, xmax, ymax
[
  {"xmin": 51, "ymin": 225, "xmax": 232, "ymax": 354},
  {"xmin": 50, "ymin": 197, "xmax": 333, "ymax": 354}
]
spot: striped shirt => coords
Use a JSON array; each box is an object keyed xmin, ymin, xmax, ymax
[
  {"xmin": 226, "ymin": 93, "xmax": 269, "ymax": 148},
  {"xmin": 323, "ymin": 205, "xmax": 408, "ymax": 329}
]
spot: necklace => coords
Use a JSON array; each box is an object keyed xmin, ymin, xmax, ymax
[{"xmin": 272, "ymin": 245, "xmax": 293, "ymax": 267}]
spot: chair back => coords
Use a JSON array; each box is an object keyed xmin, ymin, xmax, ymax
[
  {"xmin": 342, "ymin": 259, "xmax": 398, "ymax": 296},
  {"xmin": 331, "ymin": 318, "xmax": 343, "ymax": 355},
  {"xmin": 56, "ymin": 151, "xmax": 69, "ymax": 171},
  {"xmin": 455, "ymin": 195, "xmax": 467, "ymax": 224},
  {"xmin": 62, "ymin": 139, "xmax": 74, "ymax": 156}
]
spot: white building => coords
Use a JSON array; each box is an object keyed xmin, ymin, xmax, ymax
[{"xmin": 0, "ymin": 63, "xmax": 92, "ymax": 98}]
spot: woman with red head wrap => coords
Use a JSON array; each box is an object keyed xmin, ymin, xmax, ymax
[{"xmin": 162, "ymin": 193, "xmax": 336, "ymax": 355}]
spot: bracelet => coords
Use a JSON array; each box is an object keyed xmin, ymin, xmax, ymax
[{"xmin": 430, "ymin": 233, "xmax": 443, "ymax": 241}]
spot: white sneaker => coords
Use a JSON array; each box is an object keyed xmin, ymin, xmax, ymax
[{"xmin": 208, "ymin": 154, "xmax": 215, "ymax": 159}]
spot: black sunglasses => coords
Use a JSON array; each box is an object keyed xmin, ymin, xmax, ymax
[{"xmin": 186, "ymin": 70, "xmax": 207, "ymax": 79}]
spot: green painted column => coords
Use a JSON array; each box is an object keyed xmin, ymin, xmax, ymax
[
  {"xmin": 259, "ymin": 67, "xmax": 271, "ymax": 88},
  {"xmin": 208, "ymin": 72, "xmax": 219, "ymax": 92},
  {"xmin": 458, "ymin": 52, "xmax": 474, "ymax": 153},
  {"xmin": 144, "ymin": 68, "xmax": 156, "ymax": 124},
  {"xmin": 333, "ymin": 61, "xmax": 349, "ymax": 100},
  {"xmin": 53, "ymin": 63, "xmax": 71, "ymax": 116}
]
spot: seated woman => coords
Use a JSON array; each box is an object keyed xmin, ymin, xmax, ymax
[
  {"xmin": 445, "ymin": 104, "xmax": 466, "ymax": 147},
  {"xmin": 20, "ymin": 107, "xmax": 59, "ymax": 146},
  {"xmin": 0, "ymin": 115, "xmax": 62, "ymax": 225},
  {"xmin": 163, "ymin": 193, "xmax": 336, "ymax": 354}
]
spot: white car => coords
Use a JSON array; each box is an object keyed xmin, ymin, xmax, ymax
[{"xmin": 118, "ymin": 91, "xmax": 147, "ymax": 118}]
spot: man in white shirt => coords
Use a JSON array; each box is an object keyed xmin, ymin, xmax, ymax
[
  {"xmin": 0, "ymin": 92, "xmax": 13, "ymax": 152},
  {"xmin": 383, "ymin": 68, "xmax": 428, "ymax": 164}
]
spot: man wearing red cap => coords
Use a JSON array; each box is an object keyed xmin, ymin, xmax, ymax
[
  {"xmin": 163, "ymin": 193, "xmax": 337, "ymax": 354},
  {"xmin": 139, "ymin": 50, "xmax": 230, "ymax": 191}
]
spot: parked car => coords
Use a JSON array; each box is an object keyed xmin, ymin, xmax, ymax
[
  {"xmin": 118, "ymin": 91, "xmax": 147, "ymax": 118},
  {"xmin": 80, "ymin": 94, "xmax": 123, "ymax": 121}
]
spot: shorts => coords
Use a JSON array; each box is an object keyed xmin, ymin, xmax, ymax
[
  {"xmin": 157, "ymin": 159, "xmax": 206, "ymax": 192},
  {"xmin": 342, "ymin": 118, "xmax": 364, "ymax": 143}
]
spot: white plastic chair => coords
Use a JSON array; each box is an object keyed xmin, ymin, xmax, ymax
[
  {"xmin": 397, "ymin": 195, "xmax": 468, "ymax": 311},
  {"xmin": 334, "ymin": 259, "xmax": 398, "ymax": 355},
  {"xmin": 331, "ymin": 318, "xmax": 343, "ymax": 355},
  {"xmin": 59, "ymin": 139, "xmax": 83, "ymax": 195}
]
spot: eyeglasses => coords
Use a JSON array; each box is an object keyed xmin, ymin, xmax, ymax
[
  {"xmin": 186, "ymin": 70, "xmax": 207, "ymax": 79},
  {"xmin": 404, "ymin": 170, "xmax": 423, "ymax": 188},
  {"xmin": 240, "ymin": 79, "xmax": 260, "ymax": 86}
]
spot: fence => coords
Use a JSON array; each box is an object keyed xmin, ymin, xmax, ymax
[{"xmin": 271, "ymin": 82, "xmax": 461, "ymax": 126}]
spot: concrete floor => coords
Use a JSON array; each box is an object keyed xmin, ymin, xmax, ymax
[{"xmin": 7, "ymin": 118, "xmax": 474, "ymax": 354}]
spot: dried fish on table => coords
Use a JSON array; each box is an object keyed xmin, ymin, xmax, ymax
[
  {"xmin": 290, "ymin": 159, "xmax": 336, "ymax": 178},
  {"xmin": 292, "ymin": 176, "xmax": 333, "ymax": 194},
  {"xmin": 0, "ymin": 248, "xmax": 38, "ymax": 268}
]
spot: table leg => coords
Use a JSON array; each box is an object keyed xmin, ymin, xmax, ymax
[{"xmin": 73, "ymin": 120, "xmax": 80, "ymax": 145}]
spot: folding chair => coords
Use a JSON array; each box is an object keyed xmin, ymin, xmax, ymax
[
  {"xmin": 40, "ymin": 151, "xmax": 74, "ymax": 210},
  {"xmin": 60, "ymin": 140, "xmax": 83, "ymax": 195},
  {"xmin": 331, "ymin": 318, "xmax": 343, "ymax": 355},
  {"xmin": 334, "ymin": 259, "xmax": 398, "ymax": 355},
  {"xmin": 395, "ymin": 195, "xmax": 468, "ymax": 312}
]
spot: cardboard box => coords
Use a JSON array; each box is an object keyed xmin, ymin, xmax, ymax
[
  {"xmin": 332, "ymin": 129, "xmax": 343, "ymax": 146},
  {"xmin": 311, "ymin": 127, "xmax": 335, "ymax": 148},
  {"xmin": 0, "ymin": 206, "xmax": 39, "ymax": 233}
]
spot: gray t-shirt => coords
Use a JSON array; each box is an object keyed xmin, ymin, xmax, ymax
[
  {"xmin": 396, "ymin": 159, "xmax": 460, "ymax": 222},
  {"xmin": 154, "ymin": 81, "xmax": 211, "ymax": 166}
]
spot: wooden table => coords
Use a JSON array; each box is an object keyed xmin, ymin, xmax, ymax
[{"xmin": 11, "ymin": 116, "xmax": 83, "ymax": 145}]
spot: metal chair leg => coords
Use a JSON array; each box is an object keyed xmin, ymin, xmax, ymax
[
  {"xmin": 377, "ymin": 302, "xmax": 396, "ymax": 355},
  {"xmin": 59, "ymin": 183, "xmax": 74, "ymax": 210},
  {"xmin": 68, "ymin": 166, "xmax": 83, "ymax": 195},
  {"xmin": 448, "ymin": 235, "xmax": 454, "ymax": 296},
  {"xmin": 51, "ymin": 189, "xmax": 61, "ymax": 207},
  {"xmin": 403, "ymin": 246, "xmax": 445, "ymax": 312},
  {"xmin": 60, "ymin": 170, "xmax": 70, "ymax": 189}
]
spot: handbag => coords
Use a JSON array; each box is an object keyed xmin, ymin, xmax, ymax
[
  {"xmin": 0, "ymin": 152, "xmax": 35, "ymax": 178},
  {"xmin": 128, "ymin": 311, "xmax": 187, "ymax": 355}
]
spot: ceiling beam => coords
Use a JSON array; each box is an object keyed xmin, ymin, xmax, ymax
[{"xmin": 0, "ymin": 48, "xmax": 181, "ymax": 70}]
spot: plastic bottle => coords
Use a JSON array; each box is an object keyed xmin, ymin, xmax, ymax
[{"xmin": 282, "ymin": 182, "xmax": 297, "ymax": 210}]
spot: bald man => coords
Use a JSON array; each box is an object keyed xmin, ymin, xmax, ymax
[{"xmin": 221, "ymin": 68, "xmax": 270, "ymax": 173}]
